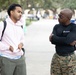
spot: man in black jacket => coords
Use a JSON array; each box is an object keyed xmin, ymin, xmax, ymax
[{"xmin": 49, "ymin": 8, "xmax": 76, "ymax": 75}]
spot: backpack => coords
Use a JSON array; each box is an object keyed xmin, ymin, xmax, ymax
[{"xmin": 0, "ymin": 21, "xmax": 7, "ymax": 41}]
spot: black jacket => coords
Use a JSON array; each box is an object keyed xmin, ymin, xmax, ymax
[{"xmin": 51, "ymin": 23, "xmax": 76, "ymax": 54}]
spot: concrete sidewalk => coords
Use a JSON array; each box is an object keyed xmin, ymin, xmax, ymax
[{"xmin": 25, "ymin": 19, "xmax": 58, "ymax": 75}]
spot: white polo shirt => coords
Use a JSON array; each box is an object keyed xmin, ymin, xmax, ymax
[{"xmin": 0, "ymin": 17, "xmax": 25, "ymax": 59}]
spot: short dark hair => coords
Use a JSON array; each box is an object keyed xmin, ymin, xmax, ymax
[{"xmin": 7, "ymin": 4, "xmax": 22, "ymax": 16}]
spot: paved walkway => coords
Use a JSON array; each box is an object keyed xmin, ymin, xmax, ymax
[{"xmin": 25, "ymin": 19, "xmax": 58, "ymax": 75}]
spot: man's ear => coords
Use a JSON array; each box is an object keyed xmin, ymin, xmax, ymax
[{"xmin": 10, "ymin": 11, "xmax": 13, "ymax": 15}]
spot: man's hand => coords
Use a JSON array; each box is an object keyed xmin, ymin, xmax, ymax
[
  {"xmin": 9, "ymin": 46, "xmax": 14, "ymax": 52},
  {"xmin": 49, "ymin": 34, "xmax": 54, "ymax": 42},
  {"xmin": 70, "ymin": 41, "xmax": 76, "ymax": 46},
  {"xmin": 18, "ymin": 43, "xmax": 23, "ymax": 50}
]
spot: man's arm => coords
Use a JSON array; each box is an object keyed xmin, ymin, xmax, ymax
[
  {"xmin": 49, "ymin": 24, "xmax": 76, "ymax": 45},
  {"xmin": 50, "ymin": 35, "xmax": 66, "ymax": 45},
  {"xmin": 0, "ymin": 21, "xmax": 11, "ymax": 50},
  {"xmin": 49, "ymin": 24, "xmax": 66, "ymax": 45}
]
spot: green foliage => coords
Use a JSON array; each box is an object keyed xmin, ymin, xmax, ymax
[
  {"xmin": 0, "ymin": 0, "xmax": 76, "ymax": 11},
  {"xmin": 0, "ymin": 0, "xmax": 18, "ymax": 11},
  {"xmin": 62, "ymin": 0, "xmax": 76, "ymax": 9}
]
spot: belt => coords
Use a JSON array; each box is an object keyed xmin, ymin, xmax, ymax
[{"xmin": 57, "ymin": 52, "xmax": 74, "ymax": 56}]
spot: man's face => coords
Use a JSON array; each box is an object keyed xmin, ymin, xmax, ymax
[
  {"xmin": 11, "ymin": 6, "xmax": 22, "ymax": 21},
  {"xmin": 58, "ymin": 12, "xmax": 69, "ymax": 25}
]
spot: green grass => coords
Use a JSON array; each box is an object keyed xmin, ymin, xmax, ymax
[
  {"xmin": 26, "ymin": 18, "xmax": 38, "ymax": 26},
  {"xmin": 26, "ymin": 19, "xmax": 32, "ymax": 26}
]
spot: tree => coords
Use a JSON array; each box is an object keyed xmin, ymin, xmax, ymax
[
  {"xmin": 1, "ymin": 0, "xmax": 76, "ymax": 11},
  {"xmin": 0, "ymin": 0, "xmax": 18, "ymax": 11},
  {"xmin": 62, "ymin": 0, "xmax": 76, "ymax": 9}
]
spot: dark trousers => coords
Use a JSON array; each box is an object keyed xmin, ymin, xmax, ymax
[{"xmin": 0, "ymin": 54, "xmax": 26, "ymax": 75}]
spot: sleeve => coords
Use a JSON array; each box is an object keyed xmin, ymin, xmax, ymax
[
  {"xmin": 51, "ymin": 24, "xmax": 66, "ymax": 45},
  {"xmin": 65, "ymin": 25, "xmax": 76, "ymax": 44},
  {"xmin": 0, "ymin": 21, "xmax": 10, "ymax": 50},
  {"xmin": 51, "ymin": 35, "xmax": 66, "ymax": 45},
  {"xmin": 51, "ymin": 24, "xmax": 76, "ymax": 45},
  {"xmin": 0, "ymin": 42, "xmax": 9, "ymax": 50}
]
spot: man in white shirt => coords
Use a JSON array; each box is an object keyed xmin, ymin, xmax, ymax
[{"xmin": 0, "ymin": 4, "xmax": 26, "ymax": 75}]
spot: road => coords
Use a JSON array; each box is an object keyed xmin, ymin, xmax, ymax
[{"xmin": 25, "ymin": 19, "xmax": 58, "ymax": 75}]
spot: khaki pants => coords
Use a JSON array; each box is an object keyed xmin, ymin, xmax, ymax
[
  {"xmin": 0, "ymin": 54, "xmax": 26, "ymax": 75},
  {"xmin": 51, "ymin": 53, "xmax": 76, "ymax": 75}
]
